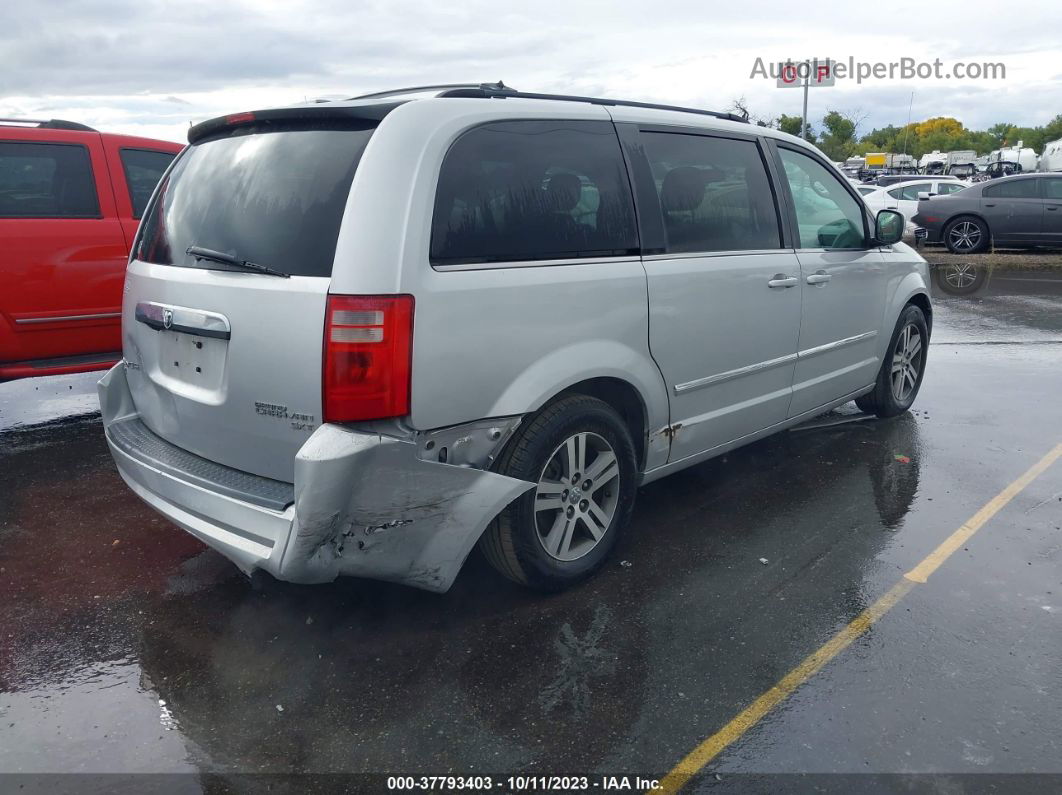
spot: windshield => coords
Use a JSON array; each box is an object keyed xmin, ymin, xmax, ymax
[{"xmin": 136, "ymin": 121, "xmax": 376, "ymax": 277}]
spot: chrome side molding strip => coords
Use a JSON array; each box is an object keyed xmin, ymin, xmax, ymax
[
  {"xmin": 14, "ymin": 312, "xmax": 121, "ymax": 324},
  {"xmin": 675, "ymin": 352, "xmax": 798, "ymax": 394},
  {"xmin": 797, "ymin": 330, "xmax": 878, "ymax": 360},
  {"xmin": 674, "ymin": 330, "xmax": 878, "ymax": 395}
]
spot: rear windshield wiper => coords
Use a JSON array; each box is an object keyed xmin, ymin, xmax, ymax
[{"xmin": 185, "ymin": 246, "xmax": 290, "ymax": 278}]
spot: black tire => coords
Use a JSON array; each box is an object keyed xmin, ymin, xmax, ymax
[
  {"xmin": 479, "ymin": 395, "xmax": 638, "ymax": 591},
  {"xmin": 943, "ymin": 215, "xmax": 989, "ymax": 254},
  {"xmin": 856, "ymin": 303, "xmax": 929, "ymax": 418}
]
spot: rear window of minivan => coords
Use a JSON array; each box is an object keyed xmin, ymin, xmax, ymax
[
  {"xmin": 137, "ymin": 121, "xmax": 376, "ymax": 278},
  {"xmin": 430, "ymin": 120, "xmax": 638, "ymax": 265}
]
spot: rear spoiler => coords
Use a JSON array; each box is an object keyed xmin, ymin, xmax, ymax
[{"xmin": 187, "ymin": 102, "xmax": 403, "ymax": 144}]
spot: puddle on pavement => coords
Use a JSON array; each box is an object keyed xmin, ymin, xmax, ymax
[{"xmin": 0, "ymin": 371, "xmax": 101, "ymax": 433}]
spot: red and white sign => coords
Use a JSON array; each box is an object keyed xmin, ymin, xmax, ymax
[{"xmin": 777, "ymin": 59, "xmax": 835, "ymax": 88}]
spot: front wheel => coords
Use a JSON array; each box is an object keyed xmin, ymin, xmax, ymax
[
  {"xmin": 479, "ymin": 395, "xmax": 637, "ymax": 591},
  {"xmin": 856, "ymin": 304, "xmax": 929, "ymax": 418}
]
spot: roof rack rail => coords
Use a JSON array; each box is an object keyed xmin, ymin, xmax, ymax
[
  {"xmin": 0, "ymin": 118, "xmax": 97, "ymax": 132},
  {"xmin": 437, "ymin": 87, "xmax": 748, "ymax": 124},
  {"xmin": 350, "ymin": 82, "xmax": 514, "ymax": 101}
]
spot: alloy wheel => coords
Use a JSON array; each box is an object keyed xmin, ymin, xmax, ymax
[
  {"xmin": 948, "ymin": 221, "xmax": 981, "ymax": 251},
  {"xmin": 891, "ymin": 324, "xmax": 923, "ymax": 402},
  {"xmin": 533, "ymin": 432, "xmax": 620, "ymax": 561}
]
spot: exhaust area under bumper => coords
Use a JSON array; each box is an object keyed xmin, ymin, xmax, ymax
[{"xmin": 98, "ymin": 363, "xmax": 534, "ymax": 592}]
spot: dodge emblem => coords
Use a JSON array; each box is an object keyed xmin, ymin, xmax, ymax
[{"xmin": 162, "ymin": 308, "xmax": 173, "ymax": 329}]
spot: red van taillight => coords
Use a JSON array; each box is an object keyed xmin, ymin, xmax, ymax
[{"xmin": 323, "ymin": 295, "xmax": 414, "ymax": 423}]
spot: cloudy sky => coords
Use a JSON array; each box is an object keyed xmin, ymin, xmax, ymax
[{"xmin": 2, "ymin": 0, "xmax": 1060, "ymax": 144}]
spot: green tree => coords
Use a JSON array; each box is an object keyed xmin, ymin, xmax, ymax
[
  {"xmin": 778, "ymin": 110, "xmax": 1062, "ymax": 159},
  {"xmin": 773, "ymin": 113, "xmax": 815, "ymax": 141},
  {"xmin": 818, "ymin": 110, "xmax": 860, "ymax": 161},
  {"xmin": 1041, "ymin": 114, "xmax": 1062, "ymax": 145},
  {"xmin": 966, "ymin": 130, "xmax": 997, "ymax": 154},
  {"xmin": 861, "ymin": 124, "xmax": 902, "ymax": 152},
  {"xmin": 987, "ymin": 123, "xmax": 1015, "ymax": 148},
  {"xmin": 776, "ymin": 114, "xmax": 804, "ymax": 137},
  {"xmin": 1007, "ymin": 126, "xmax": 1046, "ymax": 153}
]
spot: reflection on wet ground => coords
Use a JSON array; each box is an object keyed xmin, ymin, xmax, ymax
[
  {"xmin": 0, "ymin": 371, "xmax": 100, "ymax": 432},
  {"xmin": 1, "ymin": 269, "xmax": 1061, "ymax": 787}
]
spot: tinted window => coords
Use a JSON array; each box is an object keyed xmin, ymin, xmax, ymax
[
  {"xmin": 138, "ymin": 122, "xmax": 375, "ymax": 277},
  {"xmin": 120, "ymin": 148, "xmax": 176, "ymax": 218},
  {"xmin": 0, "ymin": 142, "xmax": 99, "ymax": 218},
  {"xmin": 1043, "ymin": 179, "xmax": 1062, "ymax": 200},
  {"xmin": 937, "ymin": 183, "xmax": 966, "ymax": 195},
  {"xmin": 779, "ymin": 148, "xmax": 866, "ymax": 248},
  {"xmin": 430, "ymin": 120, "xmax": 637, "ymax": 265},
  {"xmin": 641, "ymin": 133, "xmax": 781, "ymax": 253},
  {"xmin": 982, "ymin": 179, "xmax": 1038, "ymax": 199}
]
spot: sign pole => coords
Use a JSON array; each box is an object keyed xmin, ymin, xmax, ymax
[
  {"xmin": 777, "ymin": 58, "xmax": 832, "ymax": 141},
  {"xmin": 801, "ymin": 77, "xmax": 809, "ymax": 140}
]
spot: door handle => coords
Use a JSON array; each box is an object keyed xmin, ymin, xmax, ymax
[
  {"xmin": 806, "ymin": 270, "xmax": 832, "ymax": 285},
  {"xmin": 1047, "ymin": 206, "xmax": 1059, "ymax": 211},
  {"xmin": 984, "ymin": 203, "xmax": 996, "ymax": 207},
  {"xmin": 767, "ymin": 274, "xmax": 799, "ymax": 288}
]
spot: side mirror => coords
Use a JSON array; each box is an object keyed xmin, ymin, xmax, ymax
[{"xmin": 875, "ymin": 209, "xmax": 904, "ymax": 245}]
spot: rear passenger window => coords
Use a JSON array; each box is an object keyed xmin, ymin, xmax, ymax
[
  {"xmin": 897, "ymin": 183, "xmax": 933, "ymax": 200},
  {"xmin": 120, "ymin": 148, "xmax": 176, "ymax": 218},
  {"xmin": 641, "ymin": 133, "xmax": 782, "ymax": 253},
  {"xmin": 430, "ymin": 120, "xmax": 638, "ymax": 265},
  {"xmin": 0, "ymin": 142, "xmax": 99, "ymax": 218},
  {"xmin": 779, "ymin": 148, "xmax": 867, "ymax": 249},
  {"xmin": 982, "ymin": 179, "xmax": 1038, "ymax": 199}
]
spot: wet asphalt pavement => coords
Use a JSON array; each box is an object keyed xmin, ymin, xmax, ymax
[{"xmin": 1, "ymin": 265, "xmax": 1061, "ymax": 792}]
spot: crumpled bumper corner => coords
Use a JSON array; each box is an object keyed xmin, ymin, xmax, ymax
[
  {"xmin": 100, "ymin": 363, "xmax": 534, "ymax": 592},
  {"xmin": 283, "ymin": 424, "xmax": 534, "ymax": 592}
]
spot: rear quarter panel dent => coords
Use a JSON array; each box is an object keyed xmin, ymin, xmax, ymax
[{"xmin": 485, "ymin": 340, "xmax": 667, "ymax": 430}]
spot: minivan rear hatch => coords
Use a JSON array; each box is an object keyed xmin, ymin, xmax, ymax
[{"xmin": 122, "ymin": 110, "xmax": 382, "ymax": 482}]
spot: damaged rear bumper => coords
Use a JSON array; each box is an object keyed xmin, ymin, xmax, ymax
[{"xmin": 98, "ymin": 363, "xmax": 533, "ymax": 592}]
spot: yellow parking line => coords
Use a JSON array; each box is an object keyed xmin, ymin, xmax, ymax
[
  {"xmin": 659, "ymin": 442, "xmax": 1062, "ymax": 794},
  {"xmin": 905, "ymin": 445, "xmax": 1062, "ymax": 582}
]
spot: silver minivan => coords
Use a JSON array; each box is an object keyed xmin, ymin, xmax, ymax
[{"xmin": 99, "ymin": 84, "xmax": 929, "ymax": 592}]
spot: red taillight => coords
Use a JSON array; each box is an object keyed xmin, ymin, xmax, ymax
[
  {"xmin": 323, "ymin": 295, "xmax": 414, "ymax": 423},
  {"xmin": 924, "ymin": 216, "xmax": 941, "ymax": 222}
]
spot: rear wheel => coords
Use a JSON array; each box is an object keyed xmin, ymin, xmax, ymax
[
  {"xmin": 480, "ymin": 395, "xmax": 637, "ymax": 591},
  {"xmin": 856, "ymin": 304, "xmax": 928, "ymax": 418},
  {"xmin": 944, "ymin": 216, "xmax": 989, "ymax": 254}
]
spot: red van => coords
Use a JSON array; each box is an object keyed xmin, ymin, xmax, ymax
[{"xmin": 0, "ymin": 118, "xmax": 182, "ymax": 381}]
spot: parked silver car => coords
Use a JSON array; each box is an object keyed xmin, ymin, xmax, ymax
[{"xmin": 99, "ymin": 83, "xmax": 929, "ymax": 592}]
